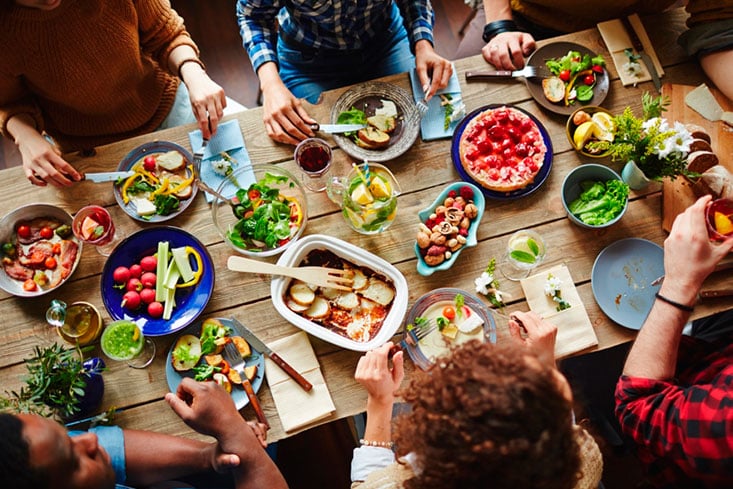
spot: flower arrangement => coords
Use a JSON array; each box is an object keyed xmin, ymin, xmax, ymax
[
  {"xmin": 544, "ymin": 273, "xmax": 571, "ymax": 312},
  {"xmin": 587, "ymin": 93, "xmax": 696, "ymax": 181},
  {"xmin": 474, "ymin": 258, "xmax": 507, "ymax": 309}
]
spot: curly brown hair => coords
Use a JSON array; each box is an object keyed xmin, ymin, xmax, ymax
[{"xmin": 394, "ymin": 340, "xmax": 580, "ymax": 489}]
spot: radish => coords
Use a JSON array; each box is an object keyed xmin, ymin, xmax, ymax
[
  {"xmin": 112, "ymin": 266, "xmax": 130, "ymax": 284},
  {"xmin": 139, "ymin": 288, "xmax": 156, "ymax": 304},
  {"xmin": 147, "ymin": 301, "xmax": 164, "ymax": 318},
  {"xmin": 126, "ymin": 277, "xmax": 142, "ymax": 292},
  {"xmin": 121, "ymin": 290, "xmax": 141, "ymax": 310},
  {"xmin": 140, "ymin": 272, "xmax": 157, "ymax": 289},
  {"xmin": 129, "ymin": 264, "xmax": 143, "ymax": 278},
  {"xmin": 140, "ymin": 255, "xmax": 157, "ymax": 272}
]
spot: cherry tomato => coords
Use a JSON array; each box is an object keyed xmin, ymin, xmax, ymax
[
  {"xmin": 591, "ymin": 64, "xmax": 604, "ymax": 74},
  {"xmin": 278, "ymin": 238, "xmax": 290, "ymax": 247},
  {"xmin": 442, "ymin": 306, "xmax": 456, "ymax": 320},
  {"xmin": 23, "ymin": 279, "xmax": 37, "ymax": 291},
  {"xmin": 44, "ymin": 257, "xmax": 57, "ymax": 269},
  {"xmin": 559, "ymin": 70, "xmax": 571, "ymax": 82},
  {"xmin": 248, "ymin": 189, "xmax": 261, "ymax": 200},
  {"xmin": 52, "ymin": 243, "xmax": 61, "ymax": 255},
  {"xmin": 143, "ymin": 155, "xmax": 157, "ymax": 172},
  {"xmin": 583, "ymin": 74, "xmax": 595, "ymax": 86},
  {"xmin": 39, "ymin": 226, "xmax": 53, "ymax": 239},
  {"xmin": 219, "ymin": 360, "xmax": 230, "ymax": 375},
  {"xmin": 17, "ymin": 224, "xmax": 31, "ymax": 239}
]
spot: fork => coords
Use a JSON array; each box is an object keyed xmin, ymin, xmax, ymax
[
  {"xmin": 390, "ymin": 320, "xmax": 438, "ymax": 356},
  {"xmin": 465, "ymin": 65, "xmax": 548, "ymax": 81},
  {"xmin": 222, "ymin": 341, "xmax": 269, "ymax": 427},
  {"xmin": 227, "ymin": 256, "xmax": 354, "ymax": 291}
]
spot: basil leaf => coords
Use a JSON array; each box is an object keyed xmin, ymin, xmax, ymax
[{"xmin": 510, "ymin": 250, "xmax": 536, "ymax": 264}]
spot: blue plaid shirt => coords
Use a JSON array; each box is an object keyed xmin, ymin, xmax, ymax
[{"xmin": 237, "ymin": 0, "xmax": 435, "ymax": 73}]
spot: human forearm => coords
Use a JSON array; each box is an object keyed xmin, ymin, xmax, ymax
[
  {"xmin": 700, "ymin": 49, "xmax": 733, "ymax": 102},
  {"xmin": 482, "ymin": 0, "xmax": 513, "ymax": 22},
  {"xmin": 216, "ymin": 422, "xmax": 289, "ymax": 489},
  {"xmin": 363, "ymin": 397, "xmax": 394, "ymax": 445},
  {"xmin": 168, "ymin": 44, "xmax": 203, "ymax": 80},
  {"xmin": 6, "ymin": 113, "xmax": 41, "ymax": 144}
]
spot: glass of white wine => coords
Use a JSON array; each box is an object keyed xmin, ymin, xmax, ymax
[{"xmin": 46, "ymin": 300, "xmax": 103, "ymax": 345}]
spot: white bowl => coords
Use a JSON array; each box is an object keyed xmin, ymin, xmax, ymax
[
  {"xmin": 0, "ymin": 203, "xmax": 82, "ymax": 297},
  {"xmin": 271, "ymin": 234, "xmax": 408, "ymax": 351}
]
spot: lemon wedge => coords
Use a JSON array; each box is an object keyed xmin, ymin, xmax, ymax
[
  {"xmin": 591, "ymin": 112, "xmax": 615, "ymax": 142},
  {"xmin": 714, "ymin": 211, "xmax": 733, "ymax": 235},
  {"xmin": 573, "ymin": 121, "xmax": 599, "ymax": 150},
  {"xmin": 368, "ymin": 175, "xmax": 392, "ymax": 199},
  {"xmin": 350, "ymin": 183, "xmax": 374, "ymax": 205}
]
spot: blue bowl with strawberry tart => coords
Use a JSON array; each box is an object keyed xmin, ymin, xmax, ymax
[{"xmin": 414, "ymin": 182, "xmax": 485, "ymax": 276}]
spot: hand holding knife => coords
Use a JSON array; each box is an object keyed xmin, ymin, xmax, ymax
[{"xmin": 231, "ymin": 318, "xmax": 313, "ymax": 392}]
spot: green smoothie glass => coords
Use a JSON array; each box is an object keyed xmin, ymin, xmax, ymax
[{"xmin": 100, "ymin": 320, "xmax": 156, "ymax": 368}]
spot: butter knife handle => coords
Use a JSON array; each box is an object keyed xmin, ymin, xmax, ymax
[
  {"xmin": 699, "ymin": 290, "xmax": 733, "ymax": 299},
  {"xmin": 242, "ymin": 379, "xmax": 269, "ymax": 428},
  {"xmin": 270, "ymin": 352, "xmax": 313, "ymax": 391},
  {"xmin": 466, "ymin": 70, "xmax": 513, "ymax": 80},
  {"xmin": 621, "ymin": 16, "xmax": 645, "ymax": 52}
]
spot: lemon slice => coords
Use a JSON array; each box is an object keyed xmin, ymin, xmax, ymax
[
  {"xmin": 714, "ymin": 211, "xmax": 733, "ymax": 235},
  {"xmin": 591, "ymin": 112, "xmax": 615, "ymax": 142},
  {"xmin": 350, "ymin": 183, "xmax": 374, "ymax": 205},
  {"xmin": 368, "ymin": 174, "xmax": 392, "ymax": 199},
  {"xmin": 573, "ymin": 121, "xmax": 599, "ymax": 150}
]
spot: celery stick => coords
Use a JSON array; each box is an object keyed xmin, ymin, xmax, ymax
[
  {"xmin": 164, "ymin": 260, "xmax": 181, "ymax": 290},
  {"xmin": 155, "ymin": 241, "xmax": 170, "ymax": 302},
  {"xmin": 171, "ymin": 246, "xmax": 194, "ymax": 283},
  {"xmin": 163, "ymin": 286, "xmax": 176, "ymax": 320}
]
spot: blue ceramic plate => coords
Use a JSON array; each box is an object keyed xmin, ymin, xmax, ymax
[
  {"xmin": 451, "ymin": 104, "xmax": 553, "ymax": 200},
  {"xmin": 114, "ymin": 141, "xmax": 197, "ymax": 222},
  {"xmin": 101, "ymin": 227, "xmax": 214, "ymax": 336},
  {"xmin": 414, "ymin": 182, "xmax": 485, "ymax": 276},
  {"xmin": 165, "ymin": 318, "xmax": 266, "ymax": 409},
  {"xmin": 591, "ymin": 238, "xmax": 664, "ymax": 330}
]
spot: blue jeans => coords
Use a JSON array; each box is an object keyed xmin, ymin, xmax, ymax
[{"xmin": 277, "ymin": 3, "xmax": 415, "ymax": 103}]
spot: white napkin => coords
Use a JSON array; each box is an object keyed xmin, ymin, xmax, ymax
[
  {"xmin": 264, "ymin": 331, "xmax": 336, "ymax": 433},
  {"xmin": 409, "ymin": 63, "xmax": 464, "ymax": 141},
  {"xmin": 520, "ymin": 264, "xmax": 599, "ymax": 359},
  {"xmin": 597, "ymin": 14, "xmax": 664, "ymax": 87}
]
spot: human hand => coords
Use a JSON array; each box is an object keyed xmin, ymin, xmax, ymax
[
  {"xmin": 508, "ymin": 310, "xmax": 557, "ymax": 369},
  {"xmin": 17, "ymin": 131, "xmax": 81, "ymax": 187},
  {"xmin": 482, "ymin": 31, "xmax": 537, "ymax": 70},
  {"xmin": 661, "ymin": 195, "xmax": 733, "ymax": 303},
  {"xmin": 261, "ymin": 82, "xmax": 316, "ymax": 145},
  {"xmin": 247, "ymin": 420, "xmax": 269, "ymax": 449},
  {"xmin": 414, "ymin": 40, "xmax": 453, "ymax": 101},
  {"xmin": 183, "ymin": 69, "xmax": 227, "ymax": 139},
  {"xmin": 354, "ymin": 342, "xmax": 404, "ymax": 406},
  {"xmin": 165, "ymin": 378, "xmax": 245, "ymax": 439}
]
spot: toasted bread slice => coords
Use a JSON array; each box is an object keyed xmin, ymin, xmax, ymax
[
  {"xmin": 156, "ymin": 150, "xmax": 186, "ymax": 172},
  {"xmin": 367, "ymin": 114, "xmax": 396, "ymax": 133},
  {"xmin": 542, "ymin": 77, "xmax": 565, "ymax": 103},
  {"xmin": 286, "ymin": 297, "xmax": 310, "ymax": 312},
  {"xmin": 290, "ymin": 281, "xmax": 316, "ymax": 306},
  {"xmin": 171, "ymin": 334, "xmax": 202, "ymax": 371},
  {"xmin": 351, "ymin": 269, "xmax": 368, "ymax": 290},
  {"xmin": 168, "ymin": 174, "xmax": 193, "ymax": 199},
  {"xmin": 227, "ymin": 368, "xmax": 242, "ymax": 385},
  {"xmin": 320, "ymin": 287, "xmax": 342, "ymax": 300},
  {"xmin": 360, "ymin": 277, "xmax": 395, "ymax": 306},
  {"xmin": 357, "ymin": 127, "xmax": 390, "ymax": 148},
  {"xmin": 304, "ymin": 296, "xmax": 331, "ymax": 319},
  {"xmin": 244, "ymin": 365, "xmax": 258, "ymax": 381},
  {"xmin": 335, "ymin": 291, "xmax": 359, "ymax": 310},
  {"xmin": 231, "ymin": 336, "xmax": 252, "ymax": 358}
]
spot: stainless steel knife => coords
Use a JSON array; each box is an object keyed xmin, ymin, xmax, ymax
[
  {"xmin": 83, "ymin": 170, "xmax": 136, "ymax": 183},
  {"xmin": 621, "ymin": 16, "xmax": 661, "ymax": 93},
  {"xmin": 310, "ymin": 123, "xmax": 366, "ymax": 134},
  {"xmin": 230, "ymin": 317, "xmax": 313, "ymax": 392}
]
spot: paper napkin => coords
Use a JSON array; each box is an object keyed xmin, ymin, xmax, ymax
[
  {"xmin": 520, "ymin": 264, "xmax": 598, "ymax": 359},
  {"xmin": 264, "ymin": 331, "xmax": 336, "ymax": 433},
  {"xmin": 188, "ymin": 120, "xmax": 255, "ymax": 202},
  {"xmin": 597, "ymin": 14, "xmax": 664, "ymax": 87},
  {"xmin": 408, "ymin": 63, "xmax": 464, "ymax": 141}
]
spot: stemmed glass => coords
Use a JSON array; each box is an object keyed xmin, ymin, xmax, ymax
[
  {"xmin": 72, "ymin": 205, "xmax": 124, "ymax": 256},
  {"xmin": 100, "ymin": 320, "xmax": 156, "ymax": 369},
  {"xmin": 294, "ymin": 138, "xmax": 332, "ymax": 192},
  {"xmin": 500, "ymin": 229, "xmax": 546, "ymax": 281},
  {"xmin": 45, "ymin": 300, "xmax": 103, "ymax": 345}
]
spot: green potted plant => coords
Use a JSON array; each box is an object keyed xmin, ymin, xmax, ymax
[
  {"xmin": 588, "ymin": 93, "xmax": 697, "ymax": 189},
  {"xmin": 0, "ymin": 343, "xmax": 105, "ymax": 420}
]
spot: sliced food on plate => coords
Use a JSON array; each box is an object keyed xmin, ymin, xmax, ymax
[
  {"xmin": 337, "ymin": 98, "xmax": 400, "ymax": 149},
  {"xmin": 542, "ymin": 50, "xmax": 605, "ymax": 107}
]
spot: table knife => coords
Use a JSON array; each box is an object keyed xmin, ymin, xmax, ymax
[
  {"xmin": 310, "ymin": 123, "xmax": 366, "ymax": 134},
  {"xmin": 621, "ymin": 16, "xmax": 661, "ymax": 93},
  {"xmin": 83, "ymin": 170, "xmax": 136, "ymax": 183},
  {"xmin": 231, "ymin": 317, "xmax": 313, "ymax": 392}
]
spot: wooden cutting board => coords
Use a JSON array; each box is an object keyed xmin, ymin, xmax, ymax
[{"xmin": 662, "ymin": 84, "xmax": 733, "ymax": 232}]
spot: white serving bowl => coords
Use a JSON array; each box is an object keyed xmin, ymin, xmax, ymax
[{"xmin": 271, "ymin": 234, "xmax": 408, "ymax": 352}]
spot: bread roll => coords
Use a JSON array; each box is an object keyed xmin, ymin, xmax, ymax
[
  {"xmin": 693, "ymin": 165, "xmax": 733, "ymax": 199},
  {"xmin": 686, "ymin": 150, "xmax": 719, "ymax": 174}
]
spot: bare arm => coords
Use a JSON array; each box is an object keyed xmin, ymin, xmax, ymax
[
  {"xmin": 480, "ymin": 0, "xmax": 536, "ymax": 70},
  {"xmin": 623, "ymin": 195, "xmax": 733, "ymax": 379},
  {"xmin": 699, "ymin": 49, "xmax": 733, "ymax": 103},
  {"xmin": 258, "ymin": 62, "xmax": 316, "ymax": 145}
]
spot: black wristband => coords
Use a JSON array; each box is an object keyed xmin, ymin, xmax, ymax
[
  {"xmin": 482, "ymin": 19, "xmax": 520, "ymax": 43},
  {"xmin": 655, "ymin": 292, "xmax": 694, "ymax": 313}
]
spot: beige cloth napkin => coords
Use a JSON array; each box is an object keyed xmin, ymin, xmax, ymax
[
  {"xmin": 520, "ymin": 264, "xmax": 598, "ymax": 359},
  {"xmin": 597, "ymin": 14, "xmax": 664, "ymax": 87},
  {"xmin": 265, "ymin": 331, "xmax": 336, "ymax": 433}
]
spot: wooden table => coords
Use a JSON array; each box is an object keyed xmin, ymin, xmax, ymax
[{"xmin": 1, "ymin": 7, "xmax": 730, "ymax": 443}]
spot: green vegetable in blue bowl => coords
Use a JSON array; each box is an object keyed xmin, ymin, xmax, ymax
[{"xmin": 562, "ymin": 164, "xmax": 628, "ymax": 228}]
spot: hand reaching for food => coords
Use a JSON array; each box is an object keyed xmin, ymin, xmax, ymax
[
  {"xmin": 259, "ymin": 65, "xmax": 317, "ymax": 145},
  {"xmin": 482, "ymin": 31, "xmax": 537, "ymax": 71},
  {"xmin": 508, "ymin": 310, "xmax": 557, "ymax": 368}
]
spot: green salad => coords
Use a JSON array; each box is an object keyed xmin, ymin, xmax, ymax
[{"xmin": 568, "ymin": 180, "xmax": 629, "ymax": 226}]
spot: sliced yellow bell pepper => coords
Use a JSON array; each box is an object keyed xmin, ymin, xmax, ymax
[
  {"xmin": 168, "ymin": 166, "xmax": 195, "ymax": 196},
  {"xmin": 121, "ymin": 174, "xmax": 142, "ymax": 204},
  {"xmin": 149, "ymin": 178, "xmax": 169, "ymax": 200},
  {"xmin": 565, "ymin": 69, "xmax": 593, "ymax": 106},
  {"xmin": 284, "ymin": 195, "xmax": 303, "ymax": 227},
  {"xmin": 176, "ymin": 246, "xmax": 203, "ymax": 288}
]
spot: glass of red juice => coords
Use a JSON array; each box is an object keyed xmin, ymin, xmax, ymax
[
  {"xmin": 706, "ymin": 198, "xmax": 733, "ymax": 242},
  {"xmin": 294, "ymin": 138, "xmax": 332, "ymax": 192},
  {"xmin": 72, "ymin": 205, "xmax": 124, "ymax": 256}
]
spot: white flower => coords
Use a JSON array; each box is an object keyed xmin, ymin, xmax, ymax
[
  {"xmin": 474, "ymin": 271, "xmax": 494, "ymax": 295},
  {"xmin": 211, "ymin": 159, "xmax": 231, "ymax": 176},
  {"xmin": 623, "ymin": 61, "xmax": 642, "ymax": 77},
  {"xmin": 493, "ymin": 288, "xmax": 504, "ymax": 303},
  {"xmin": 544, "ymin": 275, "xmax": 563, "ymax": 297},
  {"xmin": 449, "ymin": 100, "xmax": 466, "ymax": 123}
]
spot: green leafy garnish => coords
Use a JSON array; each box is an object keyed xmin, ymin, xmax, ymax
[
  {"xmin": 154, "ymin": 194, "xmax": 180, "ymax": 216},
  {"xmin": 436, "ymin": 316, "xmax": 449, "ymax": 331},
  {"xmin": 510, "ymin": 250, "xmax": 536, "ymax": 264},
  {"xmin": 568, "ymin": 180, "xmax": 629, "ymax": 225},
  {"xmin": 527, "ymin": 238, "xmax": 539, "ymax": 256},
  {"xmin": 192, "ymin": 363, "xmax": 221, "ymax": 382},
  {"xmin": 454, "ymin": 293, "xmax": 465, "ymax": 319}
]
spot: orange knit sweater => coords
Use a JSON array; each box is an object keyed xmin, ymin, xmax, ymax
[{"xmin": 0, "ymin": 0, "xmax": 198, "ymax": 152}]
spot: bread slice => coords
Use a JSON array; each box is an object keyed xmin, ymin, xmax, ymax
[
  {"xmin": 689, "ymin": 138, "xmax": 713, "ymax": 153},
  {"xmin": 693, "ymin": 165, "xmax": 733, "ymax": 199},
  {"xmin": 168, "ymin": 174, "xmax": 193, "ymax": 199},
  {"xmin": 304, "ymin": 296, "xmax": 330, "ymax": 319},
  {"xmin": 286, "ymin": 297, "xmax": 310, "ymax": 312},
  {"xmin": 290, "ymin": 281, "xmax": 315, "ymax": 306},
  {"xmin": 335, "ymin": 291, "xmax": 359, "ymax": 310},
  {"xmin": 357, "ymin": 127, "xmax": 390, "ymax": 149},
  {"xmin": 156, "ymin": 150, "xmax": 186, "ymax": 171},
  {"xmin": 351, "ymin": 269, "xmax": 368, "ymax": 291},
  {"xmin": 687, "ymin": 150, "xmax": 719, "ymax": 174},
  {"xmin": 367, "ymin": 114, "xmax": 396, "ymax": 133},
  {"xmin": 684, "ymin": 124, "xmax": 711, "ymax": 144},
  {"xmin": 542, "ymin": 77, "xmax": 565, "ymax": 103},
  {"xmin": 360, "ymin": 277, "xmax": 395, "ymax": 306}
]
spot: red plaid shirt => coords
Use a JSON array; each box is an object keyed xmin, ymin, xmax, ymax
[{"xmin": 615, "ymin": 335, "xmax": 733, "ymax": 488}]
